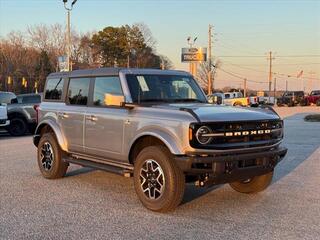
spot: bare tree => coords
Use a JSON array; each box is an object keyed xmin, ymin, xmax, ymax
[
  {"xmin": 159, "ymin": 55, "xmax": 174, "ymax": 69},
  {"xmin": 196, "ymin": 58, "xmax": 221, "ymax": 92}
]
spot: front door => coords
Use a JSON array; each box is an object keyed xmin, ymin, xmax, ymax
[{"xmin": 84, "ymin": 76, "xmax": 127, "ymax": 161}]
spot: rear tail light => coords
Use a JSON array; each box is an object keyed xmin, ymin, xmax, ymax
[
  {"xmin": 247, "ymin": 97, "xmax": 250, "ymax": 105},
  {"xmin": 33, "ymin": 104, "xmax": 39, "ymax": 123}
]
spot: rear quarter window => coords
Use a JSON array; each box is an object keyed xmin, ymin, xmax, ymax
[{"xmin": 44, "ymin": 78, "xmax": 64, "ymax": 100}]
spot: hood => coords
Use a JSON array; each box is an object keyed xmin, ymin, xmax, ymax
[{"xmin": 152, "ymin": 103, "xmax": 280, "ymax": 122}]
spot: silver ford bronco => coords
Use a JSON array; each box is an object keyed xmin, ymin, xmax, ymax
[{"xmin": 33, "ymin": 68, "xmax": 287, "ymax": 212}]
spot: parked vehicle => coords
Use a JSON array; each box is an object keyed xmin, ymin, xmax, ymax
[
  {"xmin": 257, "ymin": 96, "xmax": 275, "ymax": 105},
  {"xmin": 249, "ymin": 96, "xmax": 259, "ymax": 107},
  {"xmin": 223, "ymin": 92, "xmax": 250, "ymax": 106},
  {"xmin": 207, "ymin": 92, "xmax": 224, "ymax": 105},
  {"xmin": 0, "ymin": 92, "xmax": 41, "ymax": 136},
  {"xmin": 276, "ymin": 91, "xmax": 305, "ymax": 107},
  {"xmin": 303, "ymin": 90, "xmax": 320, "ymax": 106},
  {"xmin": 34, "ymin": 68, "xmax": 287, "ymax": 212},
  {"xmin": 0, "ymin": 103, "xmax": 10, "ymax": 129}
]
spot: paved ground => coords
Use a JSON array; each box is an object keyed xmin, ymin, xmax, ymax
[{"xmin": 0, "ymin": 107, "xmax": 319, "ymax": 239}]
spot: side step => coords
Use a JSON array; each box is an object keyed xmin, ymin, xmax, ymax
[{"xmin": 65, "ymin": 158, "xmax": 133, "ymax": 177}]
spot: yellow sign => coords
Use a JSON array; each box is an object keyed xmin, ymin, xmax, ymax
[{"xmin": 7, "ymin": 76, "xmax": 12, "ymax": 85}]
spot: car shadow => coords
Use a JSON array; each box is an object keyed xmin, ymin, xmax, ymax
[
  {"xmin": 65, "ymin": 166, "xmax": 95, "ymax": 177},
  {"xmin": 181, "ymin": 184, "xmax": 221, "ymax": 205}
]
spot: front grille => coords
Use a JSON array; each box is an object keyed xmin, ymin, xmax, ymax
[{"xmin": 190, "ymin": 120, "xmax": 283, "ymax": 150}]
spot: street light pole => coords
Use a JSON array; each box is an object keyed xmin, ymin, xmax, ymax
[{"xmin": 63, "ymin": 0, "xmax": 77, "ymax": 71}]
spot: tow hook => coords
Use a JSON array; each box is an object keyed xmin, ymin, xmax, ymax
[{"xmin": 195, "ymin": 174, "xmax": 209, "ymax": 187}]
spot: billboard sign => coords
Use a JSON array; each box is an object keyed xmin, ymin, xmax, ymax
[{"xmin": 181, "ymin": 47, "xmax": 207, "ymax": 62}]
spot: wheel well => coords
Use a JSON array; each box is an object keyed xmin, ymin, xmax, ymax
[
  {"xmin": 8, "ymin": 112, "xmax": 27, "ymax": 122},
  {"xmin": 129, "ymin": 136, "xmax": 168, "ymax": 165},
  {"xmin": 34, "ymin": 124, "xmax": 55, "ymax": 147}
]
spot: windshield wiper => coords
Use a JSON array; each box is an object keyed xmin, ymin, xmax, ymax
[{"xmin": 172, "ymin": 98, "xmax": 205, "ymax": 103}]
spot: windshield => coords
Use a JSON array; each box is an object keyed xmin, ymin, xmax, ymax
[{"xmin": 126, "ymin": 74, "xmax": 207, "ymax": 103}]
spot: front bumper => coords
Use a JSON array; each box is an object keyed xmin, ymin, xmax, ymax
[
  {"xmin": 0, "ymin": 119, "xmax": 10, "ymax": 127},
  {"xmin": 175, "ymin": 146, "xmax": 287, "ymax": 185}
]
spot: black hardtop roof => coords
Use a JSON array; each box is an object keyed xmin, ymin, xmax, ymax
[
  {"xmin": 47, "ymin": 67, "xmax": 191, "ymax": 79},
  {"xmin": 17, "ymin": 93, "xmax": 42, "ymax": 97}
]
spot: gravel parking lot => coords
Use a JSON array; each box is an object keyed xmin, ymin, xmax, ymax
[{"xmin": 1, "ymin": 107, "xmax": 319, "ymax": 240}]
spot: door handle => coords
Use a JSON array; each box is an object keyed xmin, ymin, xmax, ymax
[
  {"xmin": 58, "ymin": 112, "xmax": 69, "ymax": 119},
  {"xmin": 86, "ymin": 115, "xmax": 98, "ymax": 122}
]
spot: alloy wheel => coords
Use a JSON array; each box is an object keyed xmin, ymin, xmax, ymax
[
  {"xmin": 40, "ymin": 142, "xmax": 54, "ymax": 171},
  {"xmin": 139, "ymin": 159, "xmax": 165, "ymax": 200}
]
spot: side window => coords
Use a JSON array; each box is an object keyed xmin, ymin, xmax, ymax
[
  {"xmin": 93, "ymin": 76, "xmax": 123, "ymax": 106},
  {"xmin": 67, "ymin": 78, "xmax": 90, "ymax": 105},
  {"xmin": 45, "ymin": 78, "xmax": 64, "ymax": 100},
  {"xmin": 20, "ymin": 95, "xmax": 41, "ymax": 104}
]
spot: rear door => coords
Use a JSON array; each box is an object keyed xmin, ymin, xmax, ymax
[
  {"xmin": 58, "ymin": 77, "xmax": 91, "ymax": 153},
  {"xmin": 84, "ymin": 76, "xmax": 127, "ymax": 161}
]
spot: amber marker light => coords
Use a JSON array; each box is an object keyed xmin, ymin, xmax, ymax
[{"xmin": 189, "ymin": 128, "xmax": 193, "ymax": 141}]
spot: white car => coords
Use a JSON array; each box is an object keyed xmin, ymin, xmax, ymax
[{"xmin": 0, "ymin": 103, "xmax": 10, "ymax": 128}]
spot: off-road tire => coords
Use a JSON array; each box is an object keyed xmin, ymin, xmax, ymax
[
  {"xmin": 316, "ymin": 99, "xmax": 320, "ymax": 106},
  {"xmin": 133, "ymin": 146, "xmax": 185, "ymax": 212},
  {"xmin": 299, "ymin": 99, "xmax": 308, "ymax": 106},
  {"xmin": 37, "ymin": 133, "xmax": 68, "ymax": 179},
  {"xmin": 288, "ymin": 101, "xmax": 295, "ymax": 107},
  {"xmin": 8, "ymin": 118, "xmax": 27, "ymax": 136},
  {"xmin": 229, "ymin": 171, "xmax": 273, "ymax": 194}
]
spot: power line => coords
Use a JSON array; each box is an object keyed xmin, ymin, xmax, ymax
[
  {"xmin": 217, "ymin": 67, "xmax": 268, "ymax": 84},
  {"xmin": 222, "ymin": 61, "xmax": 268, "ymax": 74},
  {"xmin": 217, "ymin": 54, "xmax": 320, "ymax": 58}
]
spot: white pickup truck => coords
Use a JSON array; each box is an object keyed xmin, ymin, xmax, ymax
[
  {"xmin": 0, "ymin": 103, "xmax": 10, "ymax": 128},
  {"xmin": 208, "ymin": 92, "xmax": 259, "ymax": 107}
]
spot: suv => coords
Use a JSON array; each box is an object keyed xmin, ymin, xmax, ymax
[
  {"xmin": 304, "ymin": 90, "xmax": 320, "ymax": 106},
  {"xmin": 33, "ymin": 68, "xmax": 287, "ymax": 212},
  {"xmin": 276, "ymin": 91, "xmax": 304, "ymax": 107}
]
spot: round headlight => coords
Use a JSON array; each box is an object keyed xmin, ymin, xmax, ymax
[{"xmin": 196, "ymin": 126, "xmax": 212, "ymax": 144}]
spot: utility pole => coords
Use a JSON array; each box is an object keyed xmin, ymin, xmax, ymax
[
  {"xmin": 63, "ymin": 0, "xmax": 77, "ymax": 72},
  {"xmin": 308, "ymin": 71, "xmax": 316, "ymax": 93},
  {"xmin": 267, "ymin": 51, "xmax": 274, "ymax": 103},
  {"xmin": 207, "ymin": 24, "xmax": 213, "ymax": 95},
  {"xmin": 286, "ymin": 80, "xmax": 288, "ymax": 92},
  {"xmin": 67, "ymin": 10, "xmax": 71, "ymax": 71},
  {"xmin": 243, "ymin": 78, "xmax": 247, "ymax": 97},
  {"xmin": 273, "ymin": 77, "xmax": 276, "ymax": 100}
]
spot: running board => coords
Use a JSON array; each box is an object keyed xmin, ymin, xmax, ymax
[{"xmin": 65, "ymin": 158, "xmax": 133, "ymax": 177}]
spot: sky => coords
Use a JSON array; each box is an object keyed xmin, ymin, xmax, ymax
[{"xmin": 0, "ymin": 0, "xmax": 320, "ymax": 91}]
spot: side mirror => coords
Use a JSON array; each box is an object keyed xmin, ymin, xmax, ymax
[{"xmin": 104, "ymin": 93, "xmax": 125, "ymax": 107}]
